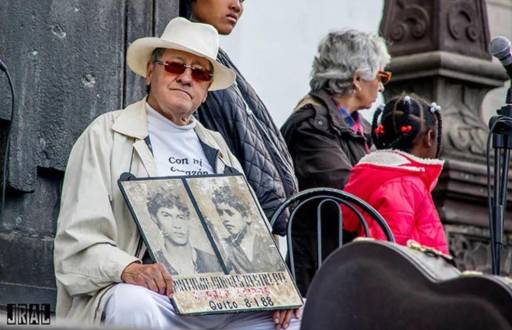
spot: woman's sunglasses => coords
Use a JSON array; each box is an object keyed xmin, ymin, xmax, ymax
[
  {"xmin": 154, "ymin": 60, "xmax": 213, "ymax": 82},
  {"xmin": 377, "ymin": 70, "xmax": 392, "ymax": 84}
]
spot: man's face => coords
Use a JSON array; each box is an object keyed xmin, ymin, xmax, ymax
[
  {"xmin": 155, "ymin": 206, "xmax": 190, "ymax": 246},
  {"xmin": 192, "ymin": 0, "xmax": 244, "ymax": 35},
  {"xmin": 145, "ymin": 49, "xmax": 211, "ymax": 125},
  {"xmin": 217, "ymin": 202, "xmax": 247, "ymax": 237}
]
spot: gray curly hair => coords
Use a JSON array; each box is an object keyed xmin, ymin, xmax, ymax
[{"xmin": 310, "ymin": 29, "xmax": 390, "ymax": 96}]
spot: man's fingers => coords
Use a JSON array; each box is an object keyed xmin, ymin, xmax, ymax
[
  {"xmin": 121, "ymin": 263, "xmax": 174, "ymax": 296},
  {"xmin": 272, "ymin": 310, "xmax": 283, "ymax": 330},
  {"xmin": 272, "ymin": 310, "xmax": 281, "ymax": 325},
  {"xmin": 160, "ymin": 267, "xmax": 174, "ymax": 297},
  {"xmin": 272, "ymin": 309, "xmax": 297, "ymax": 329},
  {"xmin": 279, "ymin": 310, "xmax": 288, "ymax": 325},
  {"xmin": 294, "ymin": 307, "xmax": 302, "ymax": 320},
  {"xmin": 121, "ymin": 262, "xmax": 142, "ymax": 284},
  {"xmin": 166, "ymin": 285, "xmax": 174, "ymax": 298},
  {"xmin": 282, "ymin": 310, "xmax": 294, "ymax": 329},
  {"xmin": 155, "ymin": 277, "xmax": 166, "ymax": 295},
  {"xmin": 134, "ymin": 277, "xmax": 147, "ymax": 288},
  {"xmin": 152, "ymin": 269, "xmax": 167, "ymax": 295},
  {"xmin": 145, "ymin": 277, "xmax": 159, "ymax": 293}
]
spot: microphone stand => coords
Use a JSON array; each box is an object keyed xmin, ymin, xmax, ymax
[{"xmin": 488, "ymin": 85, "xmax": 512, "ymax": 275}]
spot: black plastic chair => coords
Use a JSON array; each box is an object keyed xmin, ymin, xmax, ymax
[{"xmin": 270, "ymin": 187, "xmax": 395, "ymax": 280}]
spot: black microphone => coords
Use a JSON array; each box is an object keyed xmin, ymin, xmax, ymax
[{"xmin": 489, "ymin": 36, "xmax": 512, "ymax": 80}]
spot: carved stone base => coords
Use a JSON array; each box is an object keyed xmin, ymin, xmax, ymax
[
  {"xmin": 384, "ymin": 51, "xmax": 508, "ymax": 163},
  {"xmin": 434, "ymin": 158, "xmax": 512, "ymax": 229},
  {"xmin": 380, "ymin": 0, "xmax": 492, "ymax": 60},
  {"xmin": 446, "ymin": 224, "xmax": 512, "ymax": 275}
]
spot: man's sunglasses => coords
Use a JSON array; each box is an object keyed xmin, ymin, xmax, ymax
[
  {"xmin": 154, "ymin": 60, "xmax": 213, "ymax": 82},
  {"xmin": 377, "ymin": 70, "xmax": 392, "ymax": 84}
]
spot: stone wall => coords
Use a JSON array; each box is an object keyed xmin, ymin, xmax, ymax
[{"xmin": 0, "ymin": 0, "xmax": 179, "ymax": 309}]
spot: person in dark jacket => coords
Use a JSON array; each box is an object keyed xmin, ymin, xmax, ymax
[
  {"xmin": 280, "ymin": 29, "xmax": 391, "ymax": 296},
  {"xmin": 182, "ymin": 0, "xmax": 298, "ymax": 237}
]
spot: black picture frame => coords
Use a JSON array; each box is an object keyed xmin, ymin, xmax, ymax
[{"xmin": 118, "ymin": 173, "xmax": 303, "ymax": 315}]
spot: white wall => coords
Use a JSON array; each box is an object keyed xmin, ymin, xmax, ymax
[
  {"xmin": 220, "ymin": 0, "xmax": 512, "ymax": 128},
  {"xmin": 220, "ymin": 0, "xmax": 385, "ymax": 127}
]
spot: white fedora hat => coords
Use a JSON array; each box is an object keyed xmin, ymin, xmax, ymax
[{"xmin": 127, "ymin": 17, "xmax": 235, "ymax": 91}]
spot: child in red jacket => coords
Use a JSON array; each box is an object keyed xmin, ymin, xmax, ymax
[{"xmin": 343, "ymin": 94, "xmax": 448, "ymax": 254}]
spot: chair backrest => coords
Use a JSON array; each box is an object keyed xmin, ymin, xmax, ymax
[{"xmin": 270, "ymin": 187, "xmax": 395, "ymax": 280}]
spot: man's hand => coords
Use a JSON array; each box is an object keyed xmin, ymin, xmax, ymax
[
  {"xmin": 121, "ymin": 262, "xmax": 174, "ymax": 298},
  {"xmin": 272, "ymin": 308, "xmax": 302, "ymax": 330}
]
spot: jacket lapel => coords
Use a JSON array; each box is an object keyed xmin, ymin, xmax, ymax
[
  {"xmin": 195, "ymin": 124, "xmax": 229, "ymax": 174},
  {"xmin": 112, "ymin": 99, "xmax": 157, "ymax": 177},
  {"xmin": 111, "ymin": 99, "xmax": 147, "ymax": 139},
  {"xmin": 133, "ymin": 139, "xmax": 158, "ymax": 177},
  {"xmin": 199, "ymin": 139, "xmax": 220, "ymax": 173}
]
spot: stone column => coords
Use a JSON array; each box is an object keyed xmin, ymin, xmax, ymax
[
  {"xmin": 379, "ymin": 0, "xmax": 512, "ymax": 273},
  {"xmin": 0, "ymin": 0, "xmax": 179, "ymax": 309}
]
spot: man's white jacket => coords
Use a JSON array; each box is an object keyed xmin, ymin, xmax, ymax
[{"xmin": 53, "ymin": 99, "xmax": 243, "ymax": 323}]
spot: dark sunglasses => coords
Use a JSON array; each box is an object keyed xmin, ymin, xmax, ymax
[
  {"xmin": 154, "ymin": 60, "xmax": 213, "ymax": 82},
  {"xmin": 377, "ymin": 70, "xmax": 392, "ymax": 84}
]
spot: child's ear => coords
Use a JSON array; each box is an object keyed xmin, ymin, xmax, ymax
[{"xmin": 425, "ymin": 128, "xmax": 436, "ymax": 148}]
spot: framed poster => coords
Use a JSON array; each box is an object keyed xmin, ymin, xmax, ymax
[{"xmin": 119, "ymin": 174, "xmax": 303, "ymax": 315}]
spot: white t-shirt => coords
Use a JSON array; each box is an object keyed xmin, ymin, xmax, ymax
[{"xmin": 146, "ymin": 104, "xmax": 214, "ymax": 177}]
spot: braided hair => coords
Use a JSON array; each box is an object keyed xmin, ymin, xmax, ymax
[{"xmin": 371, "ymin": 93, "xmax": 442, "ymax": 158}]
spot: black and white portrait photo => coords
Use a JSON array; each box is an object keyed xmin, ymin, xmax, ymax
[
  {"xmin": 147, "ymin": 190, "xmax": 223, "ymax": 275},
  {"xmin": 119, "ymin": 179, "xmax": 222, "ymax": 276},
  {"xmin": 186, "ymin": 175, "xmax": 285, "ymax": 274}
]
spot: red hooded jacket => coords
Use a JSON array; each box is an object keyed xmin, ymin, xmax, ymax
[{"xmin": 343, "ymin": 150, "xmax": 448, "ymax": 254}]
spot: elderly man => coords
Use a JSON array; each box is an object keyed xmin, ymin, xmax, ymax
[{"xmin": 54, "ymin": 17, "xmax": 300, "ymax": 330}]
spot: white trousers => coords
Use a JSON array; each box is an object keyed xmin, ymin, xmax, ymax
[{"xmin": 104, "ymin": 283, "xmax": 301, "ymax": 330}]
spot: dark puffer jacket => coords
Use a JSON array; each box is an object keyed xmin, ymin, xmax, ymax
[
  {"xmin": 195, "ymin": 49, "xmax": 298, "ymax": 235},
  {"xmin": 280, "ymin": 89, "xmax": 371, "ymax": 295}
]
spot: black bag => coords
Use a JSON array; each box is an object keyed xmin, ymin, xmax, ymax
[{"xmin": 301, "ymin": 239, "xmax": 512, "ymax": 330}]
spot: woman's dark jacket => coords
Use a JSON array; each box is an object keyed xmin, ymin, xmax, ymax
[
  {"xmin": 280, "ymin": 89, "xmax": 371, "ymax": 295},
  {"xmin": 195, "ymin": 49, "xmax": 298, "ymax": 235}
]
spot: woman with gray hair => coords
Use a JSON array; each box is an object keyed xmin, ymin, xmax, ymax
[{"xmin": 280, "ymin": 29, "xmax": 391, "ymax": 296}]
